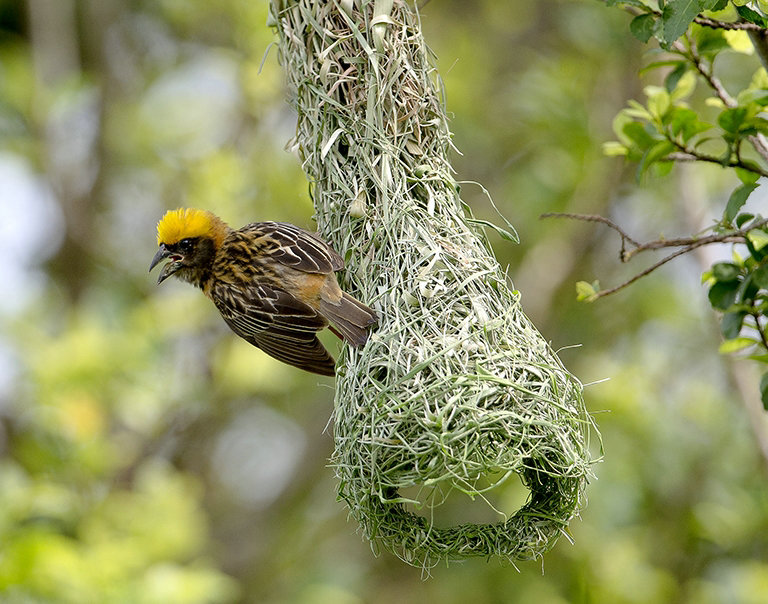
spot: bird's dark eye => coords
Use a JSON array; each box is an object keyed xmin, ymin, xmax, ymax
[{"xmin": 178, "ymin": 238, "xmax": 194, "ymax": 252}]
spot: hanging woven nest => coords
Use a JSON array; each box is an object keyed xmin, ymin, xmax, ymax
[{"xmin": 270, "ymin": 0, "xmax": 599, "ymax": 567}]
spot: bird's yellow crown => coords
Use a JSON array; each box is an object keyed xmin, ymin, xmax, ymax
[{"xmin": 156, "ymin": 208, "xmax": 229, "ymax": 246}]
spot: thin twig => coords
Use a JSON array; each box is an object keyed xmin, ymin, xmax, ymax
[
  {"xmin": 674, "ymin": 37, "xmax": 736, "ymax": 107},
  {"xmin": 541, "ymin": 213, "xmax": 768, "ymax": 298},
  {"xmin": 749, "ymin": 133, "xmax": 768, "ymax": 167},
  {"xmin": 623, "ymin": 234, "xmax": 747, "ymax": 260},
  {"xmin": 665, "ymin": 150, "xmax": 768, "ymax": 177},
  {"xmin": 589, "ymin": 245, "xmax": 694, "ymax": 299},
  {"xmin": 694, "ymin": 16, "xmax": 764, "ymax": 32},
  {"xmin": 540, "ymin": 212, "xmax": 640, "ymax": 247}
]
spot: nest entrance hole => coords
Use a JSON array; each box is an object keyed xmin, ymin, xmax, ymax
[{"xmin": 396, "ymin": 470, "xmax": 532, "ymax": 528}]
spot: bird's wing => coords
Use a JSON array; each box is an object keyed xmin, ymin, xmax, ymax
[
  {"xmin": 212, "ymin": 281, "xmax": 336, "ymax": 376},
  {"xmin": 249, "ymin": 331, "xmax": 335, "ymax": 377},
  {"xmin": 242, "ymin": 222, "xmax": 344, "ymax": 274}
]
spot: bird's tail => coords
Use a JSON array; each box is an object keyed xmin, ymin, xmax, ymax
[{"xmin": 321, "ymin": 293, "xmax": 378, "ymax": 347}]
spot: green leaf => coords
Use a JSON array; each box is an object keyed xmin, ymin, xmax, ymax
[
  {"xmin": 718, "ymin": 107, "xmax": 748, "ymax": 133},
  {"xmin": 754, "ymin": 263, "xmax": 768, "ymax": 289},
  {"xmin": 761, "ymin": 372, "xmax": 768, "ymax": 410},
  {"xmin": 638, "ymin": 140, "xmax": 675, "ymax": 176},
  {"xmin": 708, "ymin": 280, "xmax": 740, "ymax": 310},
  {"xmin": 737, "ymin": 273, "xmax": 759, "ymax": 303},
  {"xmin": 696, "ymin": 27, "xmax": 729, "ymax": 57},
  {"xmin": 645, "ymin": 85, "xmax": 671, "ymax": 119},
  {"xmin": 719, "ymin": 337, "xmax": 758, "ymax": 354},
  {"xmin": 735, "ymin": 167, "xmax": 761, "ymax": 185},
  {"xmin": 721, "ymin": 310, "xmax": 747, "ymax": 339},
  {"xmin": 576, "ymin": 280, "xmax": 599, "ymax": 302},
  {"xmin": 669, "ymin": 70, "xmax": 697, "ymax": 102},
  {"xmin": 738, "ymin": 160, "xmax": 766, "ymax": 176},
  {"xmin": 717, "ymin": 146, "xmax": 735, "ymax": 167},
  {"xmin": 736, "ymin": 213, "xmax": 755, "ymax": 228},
  {"xmin": 692, "ymin": 136, "xmax": 716, "ymax": 150},
  {"xmin": 639, "ymin": 60, "xmax": 689, "ymax": 76},
  {"xmin": 622, "ymin": 121, "xmax": 658, "ymax": 150},
  {"xmin": 736, "ymin": 5, "xmax": 768, "ymax": 27},
  {"xmin": 660, "ymin": 0, "xmax": 702, "ymax": 46},
  {"xmin": 748, "ymin": 229, "xmax": 768, "ymax": 251},
  {"xmin": 652, "ymin": 160, "xmax": 675, "ymax": 177},
  {"xmin": 625, "ymin": 99, "xmax": 654, "ymax": 120},
  {"xmin": 603, "ymin": 141, "xmax": 629, "ymax": 156},
  {"xmin": 724, "ymin": 30, "xmax": 755, "ymax": 54},
  {"xmin": 667, "ymin": 106, "xmax": 711, "ymax": 142},
  {"xmin": 736, "ymin": 89, "xmax": 768, "ymax": 107},
  {"xmin": 725, "ymin": 183, "xmax": 759, "ymax": 224},
  {"xmin": 630, "ymin": 13, "xmax": 658, "ymax": 43},
  {"xmin": 748, "ymin": 64, "xmax": 768, "ymax": 91},
  {"xmin": 712, "ymin": 262, "xmax": 741, "ymax": 282},
  {"xmin": 750, "ymin": 116, "xmax": 768, "ymax": 136},
  {"xmin": 612, "ymin": 111, "xmax": 636, "ymax": 147}
]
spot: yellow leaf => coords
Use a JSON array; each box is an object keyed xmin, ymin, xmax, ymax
[
  {"xmin": 670, "ymin": 71, "xmax": 697, "ymax": 102},
  {"xmin": 576, "ymin": 280, "xmax": 599, "ymax": 302},
  {"xmin": 603, "ymin": 141, "xmax": 628, "ymax": 157},
  {"xmin": 719, "ymin": 337, "xmax": 757, "ymax": 354},
  {"xmin": 724, "ymin": 30, "xmax": 755, "ymax": 55}
]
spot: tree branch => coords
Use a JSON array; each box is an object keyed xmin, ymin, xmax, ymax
[
  {"xmin": 589, "ymin": 246, "xmax": 695, "ymax": 299},
  {"xmin": 621, "ymin": 232, "xmax": 749, "ymax": 260},
  {"xmin": 694, "ymin": 16, "xmax": 764, "ymax": 31},
  {"xmin": 540, "ymin": 213, "xmax": 768, "ymax": 299},
  {"xmin": 675, "ymin": 37, "xmax": 736, "ymax": 108},
  {"xmin": 675, "ymin": 34, "xmax": 768, "ymax": 166},
  {"xmin": 664, "ymin": 149, "xmax": 768, "ymax": 177},
  {"xmin": 540, "ymin": 212, "xmax": 640, "ymax": 249}
]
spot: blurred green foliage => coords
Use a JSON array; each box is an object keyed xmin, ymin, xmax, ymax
[{"xmin": 0, "ymin": 0, "xmax": 767, "ymax": 602}]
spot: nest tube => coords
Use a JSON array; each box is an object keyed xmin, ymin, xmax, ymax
[{"xmin": 270, "ymin": 0, "xmax": 599, "ymax": 567}]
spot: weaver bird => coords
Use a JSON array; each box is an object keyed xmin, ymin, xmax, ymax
[{"xmin": 149, "ymin": 208, "xmax": 377, "ymax": 376}]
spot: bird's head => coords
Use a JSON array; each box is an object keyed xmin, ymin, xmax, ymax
[{"xmin": 149, "ymin": 208, "xmax": 230, "ymax": 284}]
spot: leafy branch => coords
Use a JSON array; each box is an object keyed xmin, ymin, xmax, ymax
[{"xmin": 592, "ymin": 0, "xmax": 768, "ymax": 407}]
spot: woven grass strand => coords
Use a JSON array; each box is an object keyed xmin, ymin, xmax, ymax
[{"xmin": 270, "ymin": 0, "xmax": 598, "ymax": 567}]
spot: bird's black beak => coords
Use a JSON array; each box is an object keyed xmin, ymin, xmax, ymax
[
  {"xmin": 149, "ymin": 245, "xmax": 170, "ymax": 272},
  {"xmin": 149, "ymin": 245, "xmax": 181, "ymax": 284}
]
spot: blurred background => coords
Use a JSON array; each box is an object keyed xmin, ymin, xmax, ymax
[{"xmin": 1, "ymin": 0, "xmax": 768, "ymax": 602}]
